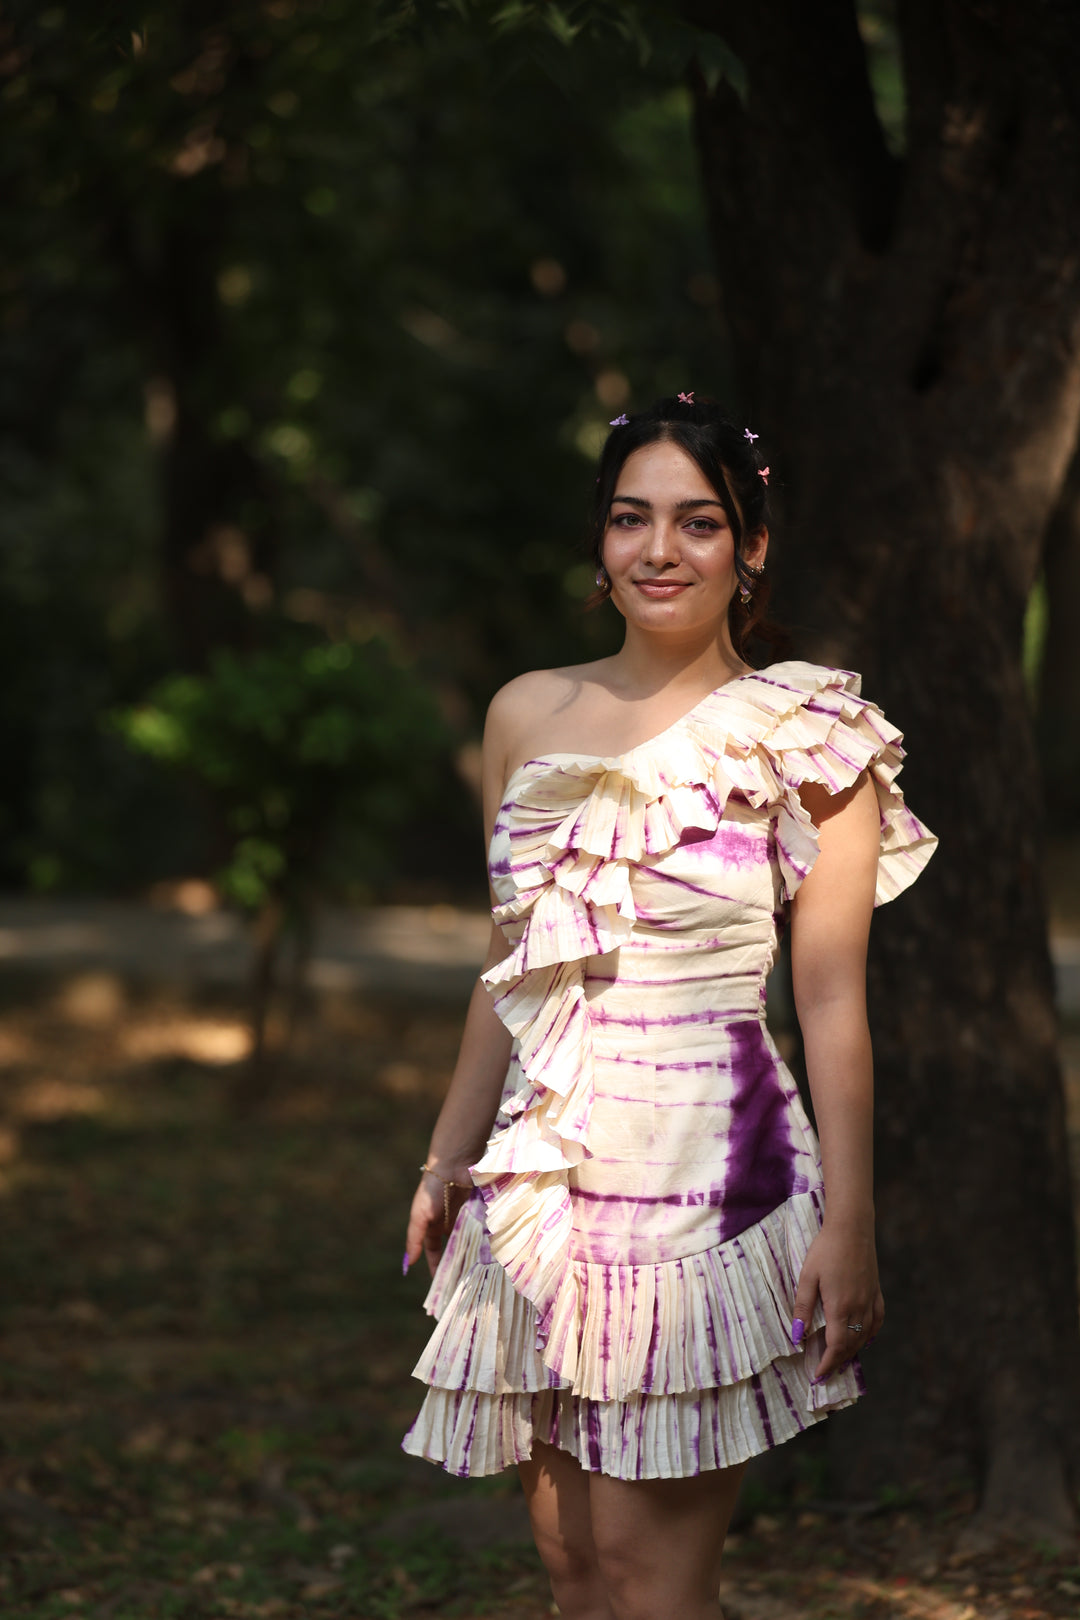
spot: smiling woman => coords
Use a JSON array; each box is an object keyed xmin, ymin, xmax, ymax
[
  {"xmin": 588, "ymin": 397, "xmax": 781, "ymax": 661},
  {"xmin": 401, "ymin": 395, "xmax": 937, "ymax": 1620}
]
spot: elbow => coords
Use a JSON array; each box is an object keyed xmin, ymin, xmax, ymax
[{"xmin": 793, "ymin": 983, "xmax": 868, "ymax": 1034}]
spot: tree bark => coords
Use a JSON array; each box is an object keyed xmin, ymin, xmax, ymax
[
  {"xmin": 100, "ymin": 18, "xmax": 280, "ymax": 673},
  {"xmin": 689, "ymin": 0, "xmax": 1080, "ymax": 1536},
  {"xmin": 1039, "ymin": 432, "xmax": 1080, "ymax": 834}
]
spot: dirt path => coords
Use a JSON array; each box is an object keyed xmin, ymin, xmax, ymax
[
  {"xmin": 0, "ymin": 894, "xmax": 491, "ymax": 1002},
  {"xmin": 1, "ymin": 893, "xmax": 1078, "ymax": 1012}
]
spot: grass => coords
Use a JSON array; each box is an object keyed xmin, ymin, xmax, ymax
[{"xmin": 0, "ymin": 971, "xmax": 1076, "ymax": 1618}]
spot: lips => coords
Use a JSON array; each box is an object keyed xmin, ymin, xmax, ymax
[{"xmin": 633, "ymin": 579, "xmax": 691, "ymax": 597}]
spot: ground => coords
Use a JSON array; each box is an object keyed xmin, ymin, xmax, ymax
[{"xmin": 0, "ymin": 897, "xmax": 1077, "ymax": 1620}]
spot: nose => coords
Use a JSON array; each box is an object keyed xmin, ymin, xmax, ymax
[{"xmin": 639, "ymin": 513, "xmax": 682, "ymax": 570}]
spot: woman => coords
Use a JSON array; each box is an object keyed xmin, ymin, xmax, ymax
[{"xmin": 402, "ymin": 396, "xmax": 937, "ymax": 1620}]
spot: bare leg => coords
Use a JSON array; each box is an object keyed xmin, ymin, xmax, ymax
[
  {"xmin": 588, "ymin": 1462, "xmax": 747, "ymax": 1620},
  {"xmin": 519, "ymin": 1441, "xmax": 614, "ymax": 1620},
  {"xmin": 519, "ymin": 1440, "xmax": 745, "ymax": 1620}
]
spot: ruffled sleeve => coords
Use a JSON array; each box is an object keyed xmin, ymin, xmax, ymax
[{"xmin": 686, "ymin": 662, "xmax": 938, "ymax": 908}]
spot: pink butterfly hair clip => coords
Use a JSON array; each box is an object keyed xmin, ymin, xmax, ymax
[
  {"xmin": 609, "ymin": 413, "xmax": 629, "ymax": 427},
  {"xmin": 677, "ymin": 390, "xmax": 694, "ymax": 404},
  {"xmin": 758, "ymin": 466, "xmax": 770, "ymax": 484},
  {"xmin": 743, "ymin": 428, "xmax": 758, "ymax": 442}
]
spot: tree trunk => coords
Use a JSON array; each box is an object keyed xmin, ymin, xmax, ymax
[
  {"xmin": 102, "ymin": 17, "xmax": 280, "ymax": 674},
  {"xmin": 232, "ymin": 894, "xmax": 286, "ymax": 1115},
  {"xmin": 149, "ymin": 211, "xmax": 280, "ymax": 673},
  {"xmin": 688, "ymin": 0, "xmax": 1080, "ymax": 1536},
  {"xmin": 1039, "ymin": 434, "xmax": 1080, "ymax": 834}
]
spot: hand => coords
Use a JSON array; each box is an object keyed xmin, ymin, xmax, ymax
[
  {"xmin": 792, "ymin": 1218, "xmax": 884, "ymax": 1382},
  {"xmin": 404, "ymin": 1165, "xmax": 474, "ymax": 1278}
]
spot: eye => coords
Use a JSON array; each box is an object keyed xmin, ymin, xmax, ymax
[
  {"xmin": 610, "ymin": 511, "xmax": 645, "ymax": 528},
  {"xmin": 685, "ymin": 517, "xmax": 721, "ymax": 535}
]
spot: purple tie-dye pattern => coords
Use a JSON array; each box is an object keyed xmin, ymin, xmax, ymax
[
  {"xmin": 749, "ymin": 1372, "xmax": 775, "ymax": 1447},
  {"xmin": 403, "ymin": 660, "xmax": 937, "ymax": 1482},
  {"xmin": 678, "ymin": 818, "xmax": 769, "ymax": 869},
  {"xmin": 718, "ymin": 1020, "xmax": 800, "ymax": 1242}
]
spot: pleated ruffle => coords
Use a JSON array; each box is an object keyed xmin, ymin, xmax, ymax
[
  {"xmin": 405, "ymin": 1290, "xmax": 862, "ymax": 1482},
  {"xmin": 417, "ymin": 1190, "xmax": 831, "ymax": 1401},
  {"xmin": 405, "ymin": 1187, "xmax": 866, "ymax": 1478}
]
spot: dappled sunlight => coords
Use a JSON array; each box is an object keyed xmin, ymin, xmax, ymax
[
  {"xmin": 120, "ymin": 1017, "xmax": 253, "ymax": 1065},
  {"xmin": 12, "ymin": 1078, "xmax": 108, "ymax": 1121},
  {"xmin": 148, "ymin": 879, "xmax": 221, "ymax": 916},
  {"xmin": 376, "ymin": 1060, "xmax": 428, "ymax": 1098},
  {"xmin": 0, "ymin": 1029, "xmax": 32, "ymax": 1067},
  {"xmin": 57, "ymin": 971, "xmax": 127, "ymax": 1027}
]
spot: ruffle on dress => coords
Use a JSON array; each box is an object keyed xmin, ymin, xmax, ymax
[
  {"xmin": 404, "ymin": 662, "xmax": 935, "ymax": 1478},
  {"xmin": 405, "ymin": 1190, "xmax": 867, "ymax": 1479}
]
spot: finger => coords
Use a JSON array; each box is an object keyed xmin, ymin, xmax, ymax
[
  {"xmin": 404, "ymin": 1183, "xmax": 442, "ymax": 1273},
  {"xmin": 843, "ymin": 1296, "xmax": 880, "ymax": 1354},
  {"xmin": 813, "ymin": 1325, "xmax": 847, "ymax": 1383},
  {"xmin": 865, "ymin": 1290, "xmax": 885, "ymax": 1347},
  {"xmin": 423, "ymin": 1225, "xmax": 444, "ymax": 1277},
  {"xmin": 404, "ymin": 1210, "xmax": 426, "ymax": 1272},
  {"xmin": 815, "ymin": 1309, "xmax": 868, "ymax": 1381},
  {"xmin": 791, "ymin": 1262, "xmax": 820, "ymax": 1349}
]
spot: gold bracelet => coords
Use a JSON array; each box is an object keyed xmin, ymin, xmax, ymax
[{"xmin": 420, "ymin": 1162, "xmax": 472, "ymax": 1229}]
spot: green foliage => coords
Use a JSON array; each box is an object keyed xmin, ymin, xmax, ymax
[
  {"xmin": 1023, "ymin": 573, "xmax": 1048, "ymax": 703},
  {"xmin": 116, "ymin": 634, "xmax": 447, "ymax": 907},
  {"xmin": 856, "ymin": 0, "xmax": 906, "ymax": 153}
]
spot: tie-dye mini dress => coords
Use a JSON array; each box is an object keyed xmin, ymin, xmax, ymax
[{"xmin": 403, "ymin": 661, "xmax": 936, "ymax": 1480}]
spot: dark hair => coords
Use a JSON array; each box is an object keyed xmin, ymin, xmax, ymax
[{"xmin": 587, "ymin": 395, "xmax": 789, "ymax": 661}]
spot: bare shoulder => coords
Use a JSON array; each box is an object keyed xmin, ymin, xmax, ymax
[
  {"xmin": 797, "ymin": 770, "xmax": 879, "ymax": 830},
  {"xmin": 487, "ymin": 661, "xmax": 608, "ymax": 733},
  {"xmin": 483, "ymin": 661, "xmax": 614, "ymax": 783}
]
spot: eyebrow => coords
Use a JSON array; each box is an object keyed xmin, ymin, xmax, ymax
[{"xmin": 610, "ymin": 495, "xmax": 726, "ymax": 510}]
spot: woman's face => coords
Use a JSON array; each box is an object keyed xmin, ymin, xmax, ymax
[{"xmin": 601, "ymin": 440, "xmax": 767, "ymax": 637}]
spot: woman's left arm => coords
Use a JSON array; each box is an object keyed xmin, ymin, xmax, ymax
[{"xmin": 789, "ymin": 769, "xmax": 884, "ymax": 1382}]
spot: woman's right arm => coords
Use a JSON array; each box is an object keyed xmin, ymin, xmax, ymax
[
  {"xmin": 403, "ymin": 930, "xmax": 513, "ymax": 1275},
  {"xmin": 402, "ymin": 683, "xmax": 524, "ymax": 1277}
]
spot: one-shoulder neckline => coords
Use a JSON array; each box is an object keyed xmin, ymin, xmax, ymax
[{"xmin": 501, "ymin": 665, "xmax": 766, "ymax": 796}]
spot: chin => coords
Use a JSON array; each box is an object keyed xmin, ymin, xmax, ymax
[{"xmin": 618, "ymin": 591, "xmax": 726, "ymax": 628}]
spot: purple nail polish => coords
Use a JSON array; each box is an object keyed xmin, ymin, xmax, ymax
[
  {"xmin": 791, "ymin": 1318, "xmax": 805, "ymax": 1345},
  {"xmin": 402, "ymin": 1252, "xmax": 410, "ymax": 1276}
]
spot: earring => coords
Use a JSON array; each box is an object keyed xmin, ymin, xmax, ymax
[
  {"xmin": 595, "ymin": 566, "xmax": 609, "ymax": 589},
  {"xmin": 737, "ymin": 561, "xmax": 764, "ymax": 605}
]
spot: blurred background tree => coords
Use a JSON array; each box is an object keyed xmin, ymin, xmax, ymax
[
  {"xmin": 116, "ymin": 632, "xmax": 446, "ymax": 1093},
  {"xmin": 684, "ymin": 0, "xmax": 1080, "ymax": 1538}
]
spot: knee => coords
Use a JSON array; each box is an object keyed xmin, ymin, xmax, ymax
[
  {"xmin": 532, "ymin": 1523, "xmax": 606, "ymax": 1616},
  {"xmin": 593, "ymin": 1534, "xmax": 654, "ymax": 1619},
  {"xmin": 533, "ymin": 1520, "xmax": 595, "ymax": 1587}
]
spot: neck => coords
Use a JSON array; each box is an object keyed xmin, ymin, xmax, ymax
[{"xmin": 608, "ymin": 622, "xmax": 747, "ymax": 699}]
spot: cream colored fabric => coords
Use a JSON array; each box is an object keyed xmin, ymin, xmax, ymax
[{"xmin": 404, "ymin": 661, "xmax": 937, "ymax": 1478}]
